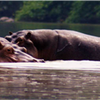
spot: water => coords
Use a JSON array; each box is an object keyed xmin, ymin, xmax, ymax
[
  {"xmin": 1, "ymin": 22, "xmax": 100, "ymax": 37},
  {"xmin": 1, "ymin": 61, "xmax": 100, "ymax": 99},
  {"xmin": 1, "ymin": 22, "xmax": 100, "ymax": 99}
]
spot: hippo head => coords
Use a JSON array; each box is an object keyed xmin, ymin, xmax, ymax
[
  {"xmin": 0, "ymin": 37, "xmax": 42, "ymax": 62},
  {"xmin": 5, "ymin": 31, "xmax": 38, "ymax": 58}
]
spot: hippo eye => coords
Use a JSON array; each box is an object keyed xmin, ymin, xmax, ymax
[
  {"xmin": 6, "ymin": 48, "xmax": 14, "ymax": 54},
  {"xmin": 18, "ymin": 38, "xmax": 23, "ymax": 42},
  {"xmin": 15, "ymin": 38, "xmax": 23, "ymax": 44},
  {"xmin": 7, "ymin": 49, "xmax": 10, "ymax": 52}
]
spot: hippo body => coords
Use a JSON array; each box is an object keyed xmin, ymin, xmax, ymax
[
  {"xmin": 0, "ymin": 37, "xmax": 43, "ymax": 62},
  {"xmin": 5, "ymin": 29, "xmax": 100, "ymax": 61}
]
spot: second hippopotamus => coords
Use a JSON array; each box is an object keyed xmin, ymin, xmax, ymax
[{"xmin": 5, "ymin": 29, "xmax": 100, "ymax": 61}]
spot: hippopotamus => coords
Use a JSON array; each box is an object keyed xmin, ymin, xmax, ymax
[
  {"xmin": 0, "ymin": 37, "xmax": 44, "ymax": 62},
  {"xmin": 5, "ymin": 29, "xmax": 100, "ymax": 61}
]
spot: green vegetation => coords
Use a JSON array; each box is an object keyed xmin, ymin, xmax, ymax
[
  {"xmin": 0, "ymin": 1, "xmax": 23, "ymax": 17},
  {"xmin": 1, "ymin": 1, "xmax": 100, "ymax": 24},
  {"xmin": 15, "ymin": 1, "xmax": 72, "ymax": 22},
  {"xmin": 65, "ymin": 1, "xmax": 100, "ymax": 24}
]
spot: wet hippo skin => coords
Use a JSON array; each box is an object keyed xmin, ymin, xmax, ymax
[
  {"xmin": 5, "ymin": 29, "xmax": 100, "ymax": 61},
  {"xmin": 0, "ymin": 37, "xmax": 44, "ymax": 62}
]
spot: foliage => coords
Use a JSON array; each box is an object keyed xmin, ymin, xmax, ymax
[
  {"xmin": 15, "ymin": 1, "xmax": 73, "ymax": 22},
  {"xmin": 0, "ymin": 1, "xmax": 23, "ymax": 18},
  {"xmin": 15, "ymin": 1, "xmax": 47, "ymax": 22},
  {"xmin": 65, "ymin": 1, "xmax": 100, "ymax": 24},
  {"xmin": 1, "ymin": 1, "xmax": 100, "ymax": 24}
]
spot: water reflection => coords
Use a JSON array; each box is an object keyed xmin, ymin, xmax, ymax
[
  {"xmin": 1, "ymin": 22, "xmax": 100, "ymax": 37},
  {"xmin": 0, "ymin": 68, "xmax": 100, "ymax": 99}
]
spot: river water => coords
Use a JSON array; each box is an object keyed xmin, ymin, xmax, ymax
[{"xmin": 0, "ymin": 22, "xmax": 100, "ymax": 99}]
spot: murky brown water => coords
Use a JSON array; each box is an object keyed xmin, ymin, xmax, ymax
[{"xmin": 0, "ymin": 61, "xmax": 100, "ymax": 99}]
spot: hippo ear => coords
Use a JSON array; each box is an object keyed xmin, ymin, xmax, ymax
[
  {"xmin": 9, "ymin": 31, "xmax": 13, "ymax": 35},
  {"xmin": 0, "ymin": 42, "xmax": 4, "ymax": 50},
  {"xmin": 25, "ymin": 32, "xmax": 31, "ymax": 39}
]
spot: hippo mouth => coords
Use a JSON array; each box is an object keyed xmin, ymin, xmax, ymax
[
  {"xmin": 7, "ymin": 56, "xmax": 18, "ymax": 62},
  {"xmin": 6, "ymin": 55, "xmax": 36, "ymax": 62}
]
